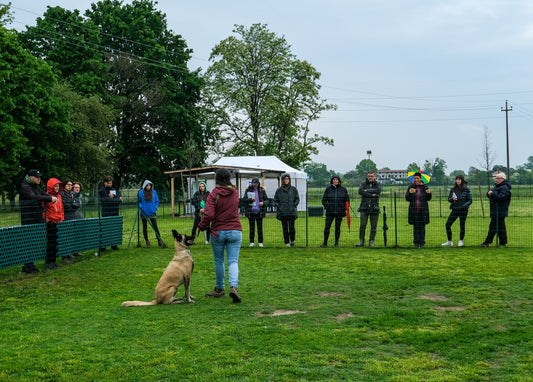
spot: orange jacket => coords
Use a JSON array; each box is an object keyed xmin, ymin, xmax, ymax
[{"xmin": 46, "ymin": 178, "xmax": 64, "ymax": 223}]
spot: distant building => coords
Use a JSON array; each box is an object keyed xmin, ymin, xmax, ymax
[{"xmin": 377, "ymin": 169, "xmax": 408, "ymax": 182}]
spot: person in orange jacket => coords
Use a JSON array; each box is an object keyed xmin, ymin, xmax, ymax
[{"xmin": 45, "ymin": 178, "xmax": 64, "ymax": 269}]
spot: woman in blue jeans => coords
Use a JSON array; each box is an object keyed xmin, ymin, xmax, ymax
[{"xmin": 198, "ymin": 168, "xmax": 243, "ymax": 303}]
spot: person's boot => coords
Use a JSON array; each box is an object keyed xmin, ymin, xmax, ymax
[
  {"xmin": 356, "ymin": 240, "xmax": 364, "ymax": 247},
  {"xmin": 158, "ymin": 240, "xmax": 164, "ymax": 247},
  {"xmin": 205, "ymin": 287, "xmax": 225, "ymax": 298},
  {"xmin": 146, "ymin": 240, "xmax": 151, "ymax": 247},
  {"xmin": 369, "ymin": 240, "xmax": 375, "ymax": 247},
  {"xmin": 229, "ymin": 286, "xmax": 242, "ymax": 303}
]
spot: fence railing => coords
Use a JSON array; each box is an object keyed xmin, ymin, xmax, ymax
[{"xmin": 1, "ymin": 184, "xmax": 531, "ymax": 270}]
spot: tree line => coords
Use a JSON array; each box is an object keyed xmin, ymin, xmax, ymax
[{"xmin": 1, "ymin": 1, "xmax": 333, "ymax": 202}]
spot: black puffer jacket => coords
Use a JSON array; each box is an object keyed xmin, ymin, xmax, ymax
[
  {"xmin": 322, "ymin": 176, "xmax": 349, "ymax": 217},
  {"xmin": 274, "ymin": 174, "xmax": 299, "ymax": 219},
  {"xmin": 488, "ymin": 179, "xmax": 511, "ymax": 217},
  {"xmin": 243, "ymin": 185, "xmax": 268, "ymax": 218},
  {"xmin": 357, "ymin": 179, "xmax": 381, "ymax": 214},
  {"xmin": 20, "ymin": 176, "xmax": 53, "ymax": 224},
  {"xmin": 405, "ymin": 182, "xmax": 432, "ymax": 225},
  {"xmin": 447, "ymin": 185, "xmax": 472, "ymax": 211},
  {"xmin": 61, "ymin": 189, "xmax": 81, "ymax": 220}
]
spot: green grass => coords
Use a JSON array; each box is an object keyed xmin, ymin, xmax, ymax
[{"xmin": 1, "ymin": 242, "xmax": 532, "ymax": 381}]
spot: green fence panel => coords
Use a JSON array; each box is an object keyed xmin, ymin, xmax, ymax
[
  {"xmin": 57, "ymin": 218, "xmax": 102, "ymax": 256},
  {"xmin": 99, "ymin": 216, "xmax": 123, "ymax": 248},
  {"xmin": 0, "ymin": 224, "xmax": 47, "ymax": 268}
]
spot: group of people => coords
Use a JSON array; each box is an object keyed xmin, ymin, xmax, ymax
[{"xmin": 20, "ymin": 170, "xmax": 85, "ymax": 274}]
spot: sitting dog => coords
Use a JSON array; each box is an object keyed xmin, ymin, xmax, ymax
[{"xmin": 122, "ymin": 230, "xmax": 195, "ymax": 307}]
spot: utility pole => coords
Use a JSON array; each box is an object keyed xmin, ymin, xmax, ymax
[{"xmin": 501, "ymin": 100, "xmax": 512, "ymax": 180}]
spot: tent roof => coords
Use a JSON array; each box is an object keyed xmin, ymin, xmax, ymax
[
  {"xmin": 164, "ymin": 156, "xmax": 306, "ymax": 178},
  {"xmin": 214, "ymin": 156, "xmax": 306, "ymax": 176}
]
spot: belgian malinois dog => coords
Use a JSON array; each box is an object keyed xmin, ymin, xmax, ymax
[{"xmin": 122, "ymin": 230, "xmax": 195, "ymax": 306}]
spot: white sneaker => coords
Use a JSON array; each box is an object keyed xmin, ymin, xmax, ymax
[
  {"xmin": 441, "ymin": 241, "xmax": 453, "ymax": 246},
  {"xmin": 205, "ymin": 240, "xmax": 209, "ymax": 245},
  {"xmin": 458, "ymin": 240, "xmax": 464, "ymax": 247},
  {"xmin": 285, "ymin": 243, "xmax": 291, "ymax": 247},
  {"xmin": 258, "ymin": 243, "xmax": 263, "ymax": 247},
  {"xmin": 249, "ymin": 243, "xmax": 255, "ymax": 247}
]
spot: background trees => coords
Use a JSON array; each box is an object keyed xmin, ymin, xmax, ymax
[{"xmin": 203, "ymin": 24, "xmax": 336, "ymax": 169}]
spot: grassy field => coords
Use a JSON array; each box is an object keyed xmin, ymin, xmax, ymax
[{"xmin": 0, "ymin": 236, "xmax": 531, "ymax": 380}]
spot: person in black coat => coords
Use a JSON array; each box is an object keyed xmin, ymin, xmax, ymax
[
  {"xmin": 356, "ymin": 170, "xmax": 381, "ymax": 247},
  {"xmin": 19, "ymin": 169, "xmax": 57, "ymax": 274},
  {"xmin": 274, "ymin": 173, "xmax": 299, "ymax": 247},
  {"xmin": 243, "ymin": 178, "xmax": 268, "ymax": 247},
  {"xmin": 405, "ymin": 173, "xmax": 432, "ymax": 248},
  {"xmin": 480, "ymin": 172, "xmax": 512, "ymax": 247},
  {"xmin": 191, "ymin": 181, "xmax": 210, "ymax": 244},
  {"xmin": 98, "ymin": 175, "xmax": 122, "ymax": 251},
  {"xmin": 320, "ymin": 175, "xmax": 350, "ymax": 247},
  {"xmin": 441, "ymin": 175, "xmax": 472, "ymax": 247}
]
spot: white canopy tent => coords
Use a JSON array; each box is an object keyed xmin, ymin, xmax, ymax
[{"xmin": 213, "ymin": 156, "xmax": 308, "ymax": 211}]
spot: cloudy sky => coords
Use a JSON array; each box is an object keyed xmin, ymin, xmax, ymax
[{"xmin": 9, "ymin": 0, "xmax": 533, "ymax": 174}]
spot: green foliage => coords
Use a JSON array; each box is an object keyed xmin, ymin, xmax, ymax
[
  {"xmin": 407, "ymin": 162, "xmax": 420, "ymax": 172},
  {"xmin": 355, "ymin": 159, "xmax": 377, "ymax": 178},
  {"xmin": 423, "ymin": 157, "xmax": 447, "ymax": 185},
  {"xmin": 305, "ymin": 162, "xmax": 337, "ymax": 187},
  {"xmin": 0, "ymin": 26, "xmax": 70, "ymax": 195},
  {"xmin": 203, "ymin": 23, "xmax": 336, "ymax": 169}
]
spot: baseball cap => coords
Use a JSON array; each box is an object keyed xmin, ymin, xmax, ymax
[{"xmin": 28, "ymin": 169, "xmax": 42, "ymax": 178}]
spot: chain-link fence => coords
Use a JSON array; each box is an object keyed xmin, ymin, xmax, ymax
[{"xmin": 1, "ymin": 183, "xmax": 531, "ymax": 258}]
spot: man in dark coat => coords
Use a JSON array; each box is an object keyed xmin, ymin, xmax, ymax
[
  {"xmin": 405, "ymin": 173, "xmax": 432, "ymax": 248},
  {"xmin": 98, "ymin": 175, "xmax": 122, "ymax": 251},
  {"xmin": 20, "ymin": 169, "xmax": 57, "ymax": 274},
  {"xmin": 321, "ymin": 175, "xmax": 350, "ymax": 247},
  {"xmin": 480, "ymin": 172, "xmax": 512, "ymax": 247},
  {"xmin": 357, "ymin": 170, "xmax": 381, "ymax": 247}
]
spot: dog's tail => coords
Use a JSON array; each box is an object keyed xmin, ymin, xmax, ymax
[{"xmin": 121, "ymin": 300, "xmax": 156, "ymax": 307}]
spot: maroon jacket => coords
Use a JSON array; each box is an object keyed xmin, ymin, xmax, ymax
[{"xmin": 198, "ymin": 186, "xmax": 242, "ymax": 232}]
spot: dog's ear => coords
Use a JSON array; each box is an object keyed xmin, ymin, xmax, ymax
[{"xmin": 172, "ymin": 230, "xmax": 179, "ymax": 240}]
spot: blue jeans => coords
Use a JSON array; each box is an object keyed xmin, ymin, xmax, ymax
[{"xmin": 210, "ymin": 230, "xmax": 242, "ymax": 289}]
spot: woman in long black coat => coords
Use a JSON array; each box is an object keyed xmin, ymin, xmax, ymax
[{"xmin": 405, "ymin": 173, "xmax": 432, "ymax": 248}]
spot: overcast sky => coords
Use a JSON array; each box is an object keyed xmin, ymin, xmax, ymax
[{"xmin": 9, "ymin": 0, "xmax": 533, "ymax": 174}]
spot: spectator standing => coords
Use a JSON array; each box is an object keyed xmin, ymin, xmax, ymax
[
  {"xmin": 198, "ymin": 168, "xmax": 243, "ymax": 303},
  {"xmin": 72, "ymin": 182, "xmax": 83, "ymax": 219},
  {"xmin": 274, "ymin": 173, "xmax": 300, "ymax": 247},
  {"xmin": 441, "ymin": 175, "xmax": 472, "ymax": 247},
  {"xmin": 356, "ymin": 170, "xmax": 381, "ymax": 248},
  {"xmin": 191, "ymin": 181, "xmax": 210, "ymax": 244},
  {"xmin": 405, "ymin": 173, "xmax": 432, "ymax": 248},
  {"xmin": 45, "ymin": 178, "xmax": 64, "ymax": 269},
  {"xmin": 19, "ymin": 169, "xmax": 57, "ymax": 274},
  {"xmin": 137, "ymin": 180, "xmax": 163, "ymax": 247},
  {"xmin": 98, "ymin": 175, "xmax": 122, "ymax": 251},
  {"xmin": 480, "ymin": 172, "xmax": 512, "ymax": 247},
  {"xmin": 60, "ymin": 178, "xmax": 81, "ymax": 261},
  {"xmin": 243, "ymin": 178, "xmax": 268, "ymax": 247},
  {"xmin": 320, "ymin": 175, "xmax": 350, "ymax": 248}
]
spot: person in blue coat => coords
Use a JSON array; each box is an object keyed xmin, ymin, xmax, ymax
[
  {"xmin": 480, "ymin": 172, "xmax": 512, "ymax": 247},
  {"xmin": 138, "ymin": 180, "xmax": 162, "ymax": 247},
  {"xmin": 441, "ymin": 175, "xmax": 472, "ymax": 247}
]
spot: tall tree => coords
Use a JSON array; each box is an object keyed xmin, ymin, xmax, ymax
[
  {"xmin": 203, "ymin": 23, "xmax": 336, "ymax": 169},
  {"xmin": 86, "ymin": 0, "xmax": 207, "ymax": 187},
  {"xmin": 478, "ymin": 126, "xmax": 495, "ymax": 187},
  {"xmin": 0, "ymin": 20, "xmax": 71, "ymax": 201},
  {"xmin": 355, "ymin": 159, "xmax": 377, "ymax": 178}
]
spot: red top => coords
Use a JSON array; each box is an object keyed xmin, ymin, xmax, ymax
[
  {"xmin": 198, "ymin": 186, "xmax": 241, "ymax": 232},
  {"xmin": 46, "ymin": 178, "xmax": 64, "ymax": 223}
]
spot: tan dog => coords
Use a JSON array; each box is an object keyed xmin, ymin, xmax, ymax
[{"xmin": 122, "ymin": 230, "xmax": 195, "ymax": 307}]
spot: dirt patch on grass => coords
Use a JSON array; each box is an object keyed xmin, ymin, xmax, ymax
[
  {"xmin": 335, "ymin": 312, "xmax": 355, "ymax": 320},
  {"xmin": 256, "ymin": 310, "xmax": 306, "ymax": 317},
  {"xmin": 435, "ymin": 306, "xmax": 465, "ymax": 311},
  {"xmin": 418, "ymin": 294, "xmax": 449, "ymax": 301},
  {"xmin": 318, "ymin": 291, "xmax": 343, "ymax": 297}
]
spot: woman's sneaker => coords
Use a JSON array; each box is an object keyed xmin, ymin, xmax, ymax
[
  {"xmin": 458, "ymin": 240, "xmax": 464, "ymax": 247},
  {"xmin": 441, "ymin": 241, "xmax": 453, "ymax": 246},
  {"xmin": 229, "ymin": 286, "xmax": 241, "ymax": 303},
  {"xmin": 205, "ymin": 287, "xmax": 225, "ymax": 298}
]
